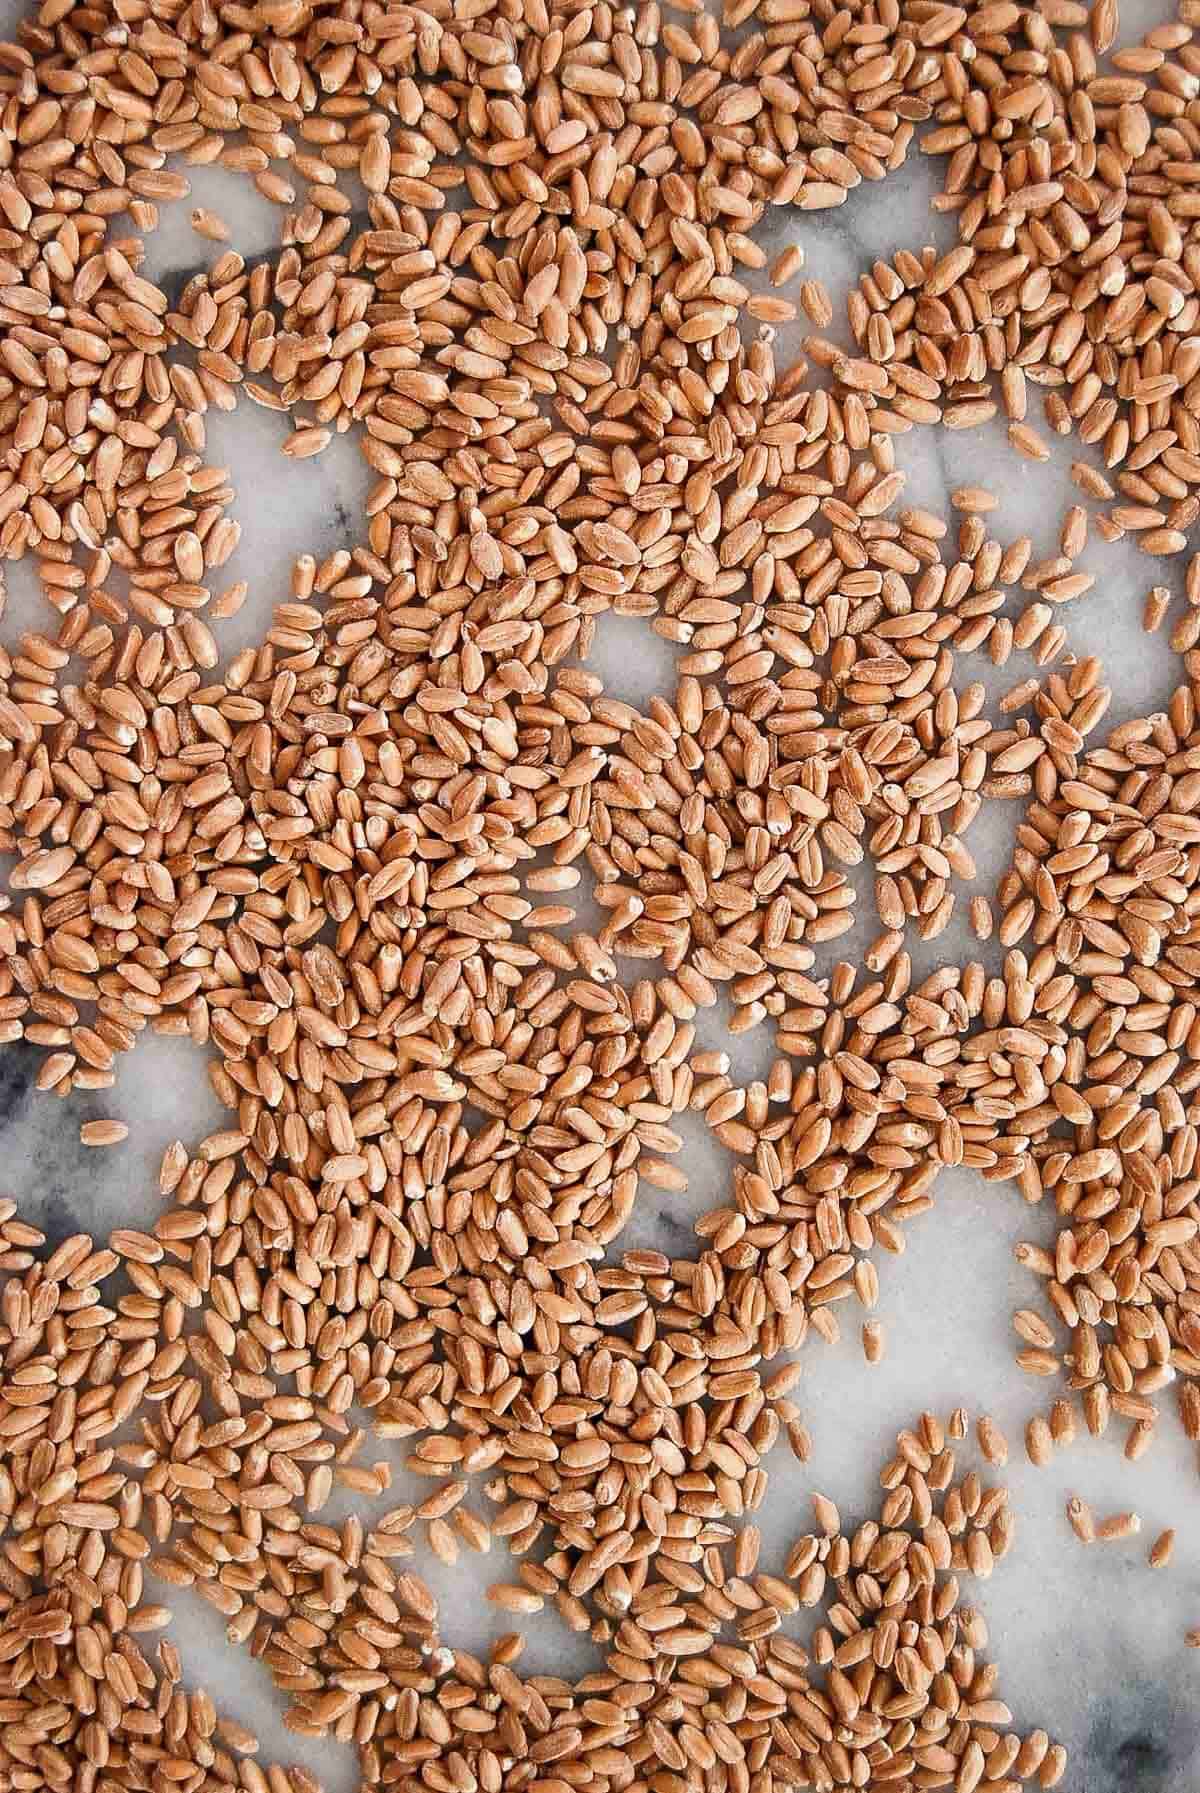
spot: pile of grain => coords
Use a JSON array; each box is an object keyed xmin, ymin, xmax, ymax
[
  {"xmin": 6, "ymin": 0, "xmax": 1200, "ymax": 1774},
  {"xmin": 970, "ymin": 683, "xmax": 1200, "ymax": 1467},
  {"xmin": 344, "ymin": 1410, "xmax": 1069, "ymax": 1792}
]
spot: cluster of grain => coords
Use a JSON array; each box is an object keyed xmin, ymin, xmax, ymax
[
  {"xmin": 0, "ymin": 1204, "xmax": 320, "ymax": 1793},
  {"xmin": 348, "ymin": 1412, "xmax": 1068, "ymax": 1793},
  {"xmin": 971, "ymin": 681, "xmax": 1200, "ymax": 1471},
  {"xmin": 3, "ymin": 0, "xmax": 1200, "ymax": 1772}
]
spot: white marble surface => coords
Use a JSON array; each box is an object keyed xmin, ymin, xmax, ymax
[{"xmin": 2, "ymin": 0, "xmax": 1199, "ymax": 1786}]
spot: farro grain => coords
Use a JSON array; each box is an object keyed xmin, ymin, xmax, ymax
[
  {"xmin": 80, "ymin": 1120, "xmax": 129, "ymax": 1148},
  {"xmin": 1097, "ymin": 1512, "xmax": 1142, "ymax": 1543},
  {"xmin": 1150, "ymin": 1528, "xmax": 1176, "ymax": 1569}
]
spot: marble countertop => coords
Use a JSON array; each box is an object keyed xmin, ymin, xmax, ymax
[{"xmin": 0, "ymin": 0, "xmax": 1198, "ymax": 1786}]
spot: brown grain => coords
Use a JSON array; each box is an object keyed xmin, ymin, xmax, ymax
[{"xmin": 6, "ymin": 0, "xmax": 1196, "ymax": 1772}]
